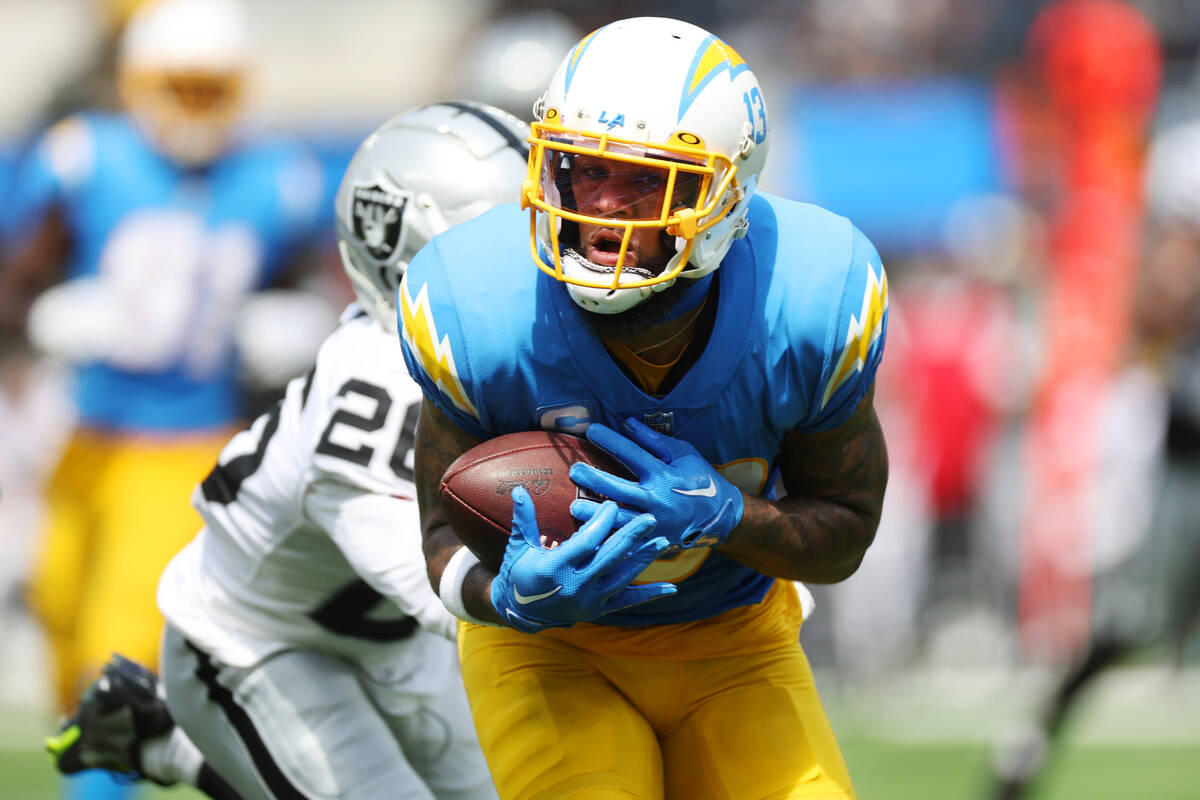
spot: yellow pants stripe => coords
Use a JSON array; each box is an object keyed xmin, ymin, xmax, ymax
[{"xmin": 29, "ymin": 428, "xmax": 230, "ymax": 711}]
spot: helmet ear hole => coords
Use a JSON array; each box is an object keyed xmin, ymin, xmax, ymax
[{"xmin": 736, "ymin": 121, "xmax": 756, "ymax": 160}]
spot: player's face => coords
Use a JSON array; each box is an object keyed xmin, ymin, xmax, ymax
[
  {"xmin": 120, "ymin": 68, "xmax": 244, "ymax": 166},
  {"xmin": 566, "ymin": 154, "xmax": 694, "ymax": 272}
]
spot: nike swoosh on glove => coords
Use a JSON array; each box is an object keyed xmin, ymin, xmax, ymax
[
  {"xmin": 569, "ymin": 418, "xmax": 744, "ymax": 549},
  {"xmin": 491, "ymin": 486, "xmax": 676, "ymax": 633}
]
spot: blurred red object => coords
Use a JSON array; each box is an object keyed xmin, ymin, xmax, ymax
[
  {"xmin": 885, "ymin": 281, "xmax": 1017, "ymax": 517},
  {"xmin": 1018, "ymin": 0, "xmax": 1162, "ymax": 663},
  {"xmin": 1029, "ymin": 0, "xmax": 1160, "ymax": 119}
]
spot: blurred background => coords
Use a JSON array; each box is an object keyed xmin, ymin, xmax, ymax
[{"xmin": 2, "ymin": 0, "xmax": 1199, "ymax": 798}]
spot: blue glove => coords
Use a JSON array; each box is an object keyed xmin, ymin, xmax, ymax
[
  {"xmin": 569, "ymin": 418, "xmax": 744, "ymax": 549},
  {"xmin": 491, "ymin": 486, "xmax": 676, "ymax": 633}
]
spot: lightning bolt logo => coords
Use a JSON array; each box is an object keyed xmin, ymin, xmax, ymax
[
  {"xmin": 399, "ymin": 277, "xmax": 479, "ymax": 420},
  {"xmin": 563, "ymin": 26, "xmax": 606, "ymax": 97},
  {"xmin": 820, "ymin": 263, "xmax": 888, "ymax": 411},
  {"xmin": 678, "ymin": 35, "xmax": 749, "ymax": 122}
]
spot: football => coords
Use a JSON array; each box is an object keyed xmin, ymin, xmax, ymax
[{"xmin": 439, "ymin": 430, "xmax": 632, "ymax": 571}]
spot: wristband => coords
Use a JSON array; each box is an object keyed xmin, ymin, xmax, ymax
[{"xmin": 438, "ymin": 546, "xmax": 497, "ymax": 627}]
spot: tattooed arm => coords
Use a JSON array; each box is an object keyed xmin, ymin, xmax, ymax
[
  {"xmin": 716, "ymin": 384, "xmax": 888, "ymax": 583},
  {"xmin": 413, "ymin": 397, "xmax": 506, "ymax": 624}
]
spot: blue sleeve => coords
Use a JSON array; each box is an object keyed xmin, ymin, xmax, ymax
[
  {"xmin": 397, "ymin": 242, "xmax": 490, "ymax": 440},
  {"xmin": 255, "ymin": 143, "xmax": 325, "ymax": 285},
  {"xmin": 0, "ymin": 120, "xmax": 80, "ymax": 247},
  {"xmin": 809, "ymin": 224, "xmax": 888, "ymax": 430}
]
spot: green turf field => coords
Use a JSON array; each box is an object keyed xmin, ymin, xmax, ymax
[
  {"xmin": 0, "ymin": 749, "xmax": 202, "ymax": 800},
  {"xmin": 3, "ymin": 738, "xmax": 1199, "ymax": 800},
  {"xmin": 3, "ymin": 666, "xmax": 1198, "ymax": 799},
  {"xmin": 843, "ymin": 738, "xmax": 1200, "ymax": 799}
]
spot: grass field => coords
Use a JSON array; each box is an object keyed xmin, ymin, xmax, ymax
[
  {"xmin": 845, "ymin": 738, "xmax": 1200, "ymax": 799},
  {"xmin": 2, "ymin": 666, "xmax": 1198, "ymax": 799},
  {"xmin": 3, "ymin": 737, "xmax": 1199, "ymax": 800}
]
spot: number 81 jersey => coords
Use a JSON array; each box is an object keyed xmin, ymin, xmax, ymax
[{"xmin": 157, "ymin": 305, "xmax": 453, "ymax": 677}]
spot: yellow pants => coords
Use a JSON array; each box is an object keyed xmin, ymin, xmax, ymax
[
  {"xmin": 459, "ymin": 580, "xmax": 855, "ymax": 800},
  {"xmin": 28, "ymin": 428, "xmax": 230, "ymax": 712}
]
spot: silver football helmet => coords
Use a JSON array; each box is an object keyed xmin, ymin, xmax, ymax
[{"xmin": 335, "ymin": 101, "xmax": 530, "ymax": 333}]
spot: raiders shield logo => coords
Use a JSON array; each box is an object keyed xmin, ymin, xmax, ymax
[{"xmin": 352, "ymin": 182, "xmax": 409, "ymax": 261}]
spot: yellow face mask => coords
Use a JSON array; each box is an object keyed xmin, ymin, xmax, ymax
[
  {"xmin": 119, "ymin": 68, "xmax": 244, "ymax": 165},
  {"xmin": 522, "ymin": 111, "xmax": 741, "ymax": 292}
]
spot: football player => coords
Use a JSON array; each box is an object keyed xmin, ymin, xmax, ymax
[
  {"xmin": 46, "ymin": 100, "xmax": 530, "ymax": 800},
  {"xmin": 0, "ymin": 8, "xmax": 324, "ymax": 798},
  {"xmin": 400, "ymin": 17, "xmax": 889, "ymax": 799}
]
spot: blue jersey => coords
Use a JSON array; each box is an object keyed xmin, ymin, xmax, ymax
[
  {"xmin": 1, "ymin": 112, "xmax": 323, "ymax": 432},
  {"xmin": 399, "ymin": 192, "xmax": 888, "ymax": 626}
]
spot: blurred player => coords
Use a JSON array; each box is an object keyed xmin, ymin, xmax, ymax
[
  {"xmin": 0, "ymin": 1, "xmax": 324, "ymax": 796},
  {"xmin": 46, "ymin": 100, "xmax": 530, "ymax": 800},
  {"xmin": 401, "ymin": 18, "xmax": 889, "ymax": 799},
  {"xmin": 987, "ymin": 117, "xmax": 1200, "ymax": 800}
]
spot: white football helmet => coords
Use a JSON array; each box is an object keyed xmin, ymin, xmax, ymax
[
  {"xmin": 522, "ymin": 17, "xmax": 769, "ymax": 314},
  {"xmin": 335, "ymin": 101, "xmax": 530, "ymax": 334},
  {"xmin": 117, "ymin": 0, "xmax": 250, "ymax": 166}
]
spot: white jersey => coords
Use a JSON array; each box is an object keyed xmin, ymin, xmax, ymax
[{"xmin": 159, "ymin": 305, "xmax": 455, "ymax": 689}]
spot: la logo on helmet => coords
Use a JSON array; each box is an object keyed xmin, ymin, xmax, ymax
[{"xmin": 597, "ymin": 111, "xmax": 625, "ymax": 130}]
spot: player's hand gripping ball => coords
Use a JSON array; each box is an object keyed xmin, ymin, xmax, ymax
[
  {"xmin": 491, "ymin": 491, "xmax": 676, "ymax": 632},
  {"xmin": 439, "ymin": 430, "xmax": 635, "ymax": 570},
  {"xmin": 569, "ymin": 418, "xmax": 745, "ymax": 549}
]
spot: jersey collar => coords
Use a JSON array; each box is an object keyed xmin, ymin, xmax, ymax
[{"xmin": 543, "ymin": 236, "xmax": 757, "ymax": 410}]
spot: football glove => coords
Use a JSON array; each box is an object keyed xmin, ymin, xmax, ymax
[
  {"xmin": 569, "ymin": 418, "xmax": 744, "ymax": 549},
  {"xmin": 491, "ymin": 486, "xmax": 676, "ymax": 633}
]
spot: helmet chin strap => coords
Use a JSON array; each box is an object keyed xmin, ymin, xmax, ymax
[
  {"xmin": 561, "ymin": 248, "xmax": 680, "ymax": 314},
  {"xmin": 566, "ymin": 282, "xmax": 662, "ymax": 314}
]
